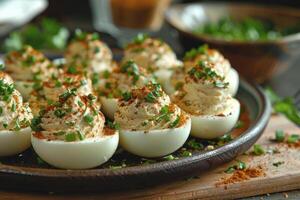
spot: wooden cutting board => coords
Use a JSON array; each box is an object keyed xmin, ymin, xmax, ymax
[{"xmin": 1, "ymin": 114, "xmax": 299, "ymax": 200}]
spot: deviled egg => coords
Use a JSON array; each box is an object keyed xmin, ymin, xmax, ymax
[
  {"xmin": 0, "ymin": 73, "xmax": 33, "ymax": 156},
  {"xmin": 31, "ymin": 90, "xmax": 119, "ymax": 169},
  {"xmin": 122, "ymin": 34, "xmax": 182, "ymax": 93},
  {"xmin": 4, "ymin": 45, "xmax": 58, "ymax": 100},
  {"xmin": 173, "ymin": 61, "xmax": 240, "ymax": 139},
  {"xmin": 64, "ymin": 30, "xmax": 115, "ymax": 76},
  {"xmin": 171, "ymin": 44, "xmax": 239, "ymax": 96},
  {"xmin": 95, "ymin": 60, "xmax": 153, "ymax": 119},
  {"xmin": 115, "ymin": 83, "xmax": 191, "ymax": 158}
]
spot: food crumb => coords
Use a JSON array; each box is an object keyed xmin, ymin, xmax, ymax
[
  {"xmin": 283, "ymin": 192, "xmax": 289, "ymax": 198},
  {"xmin": 215, "ymin": 166, "xmax": 265, "ymax": 187}
]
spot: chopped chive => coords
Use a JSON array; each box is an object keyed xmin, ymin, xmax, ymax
[
  {"xmin": 273, "ymin": 161, "xmax": 284, "ymax": 167},
  {"xmin": 65, "ymin": 132, "xmax": 77, "ymax": 142},
  {"xmin": 253, "ymin": 144, "xmax": 265, "ymax": 155},
  {"xmin": 275, "ymin": 129, "xmax": 285, "ymax": 142},
  {"xmin": 169, "ymin": 115, "xmax": 180, "ymax": 128},
  {"xmin": 84, "ymin": 114, "xmax": 94, "ymax": 125},
  {"xmin": 287, "ymin": 134, "xmax": 299, "ymax": 143}
]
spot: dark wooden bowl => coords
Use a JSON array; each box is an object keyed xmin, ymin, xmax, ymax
[
  {"xmin": 0, "ymin": 79, "xmax": 271, "ymax": 192},
  {"xmin": 165, "ymin": 3, "xmax": 300, "ymax": 83}
]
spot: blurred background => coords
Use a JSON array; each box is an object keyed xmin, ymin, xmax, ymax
[{"xmin": 0, "ymin": 0, "xmax": 299, "ymax": 97}]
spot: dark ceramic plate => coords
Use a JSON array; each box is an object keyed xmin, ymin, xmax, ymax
[{"xmin": 0, "ymin": 79, "xmax": 271, "ymax": 192}]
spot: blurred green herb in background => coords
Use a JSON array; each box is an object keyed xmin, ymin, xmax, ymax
[
  {"xmin": 194, "ymin": 16, "xmax": 300, "ymax": 41},
  {"xmin": 3, "ymin": 18, "xmax": 69, "ymax": 52},
  {"xmin": 265, "ymin": 87, "xmax": 300, "ymax": 125}
]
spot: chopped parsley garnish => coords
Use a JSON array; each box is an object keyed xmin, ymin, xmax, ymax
[
  {"xmin": 275, "ymin": 129, "xmax": 285, "ymax": 142},
  {"xmin": 224, "ymin": 160, "xmax": 246, "ymax": 173},
  {"xmin": 65, "ymin": 132, "xmax": 77, "ymax": 142},
  {"xmin": 169, "ymin": 115, "xmax": 180, "ymax": 128},
  {"xmin": 145, "ymin": 83, "xmax": 162, "ymax": 103},
  {"xmin": 54, "ymin": 109, "xmax": 66, "ymax": 118},
  {"xmin": 30, "ymin": 116, "xmax": 43, "ymax": 131},
  {"xmin": 94, "ymin": 46, "xmax": 100, "ymax": 53},
  {"xmin": 13, "ymin": 118, "xmax": 21, "ymax": 131},
  {"xmin": 122, "ymin": 92, "xmax": 132, "ymax": 101},
  {"xmin": 163, "ymin": 154, "xmax": 177, "ymax": 161},
  {"xmin": 253, "ymin": 144, "xmax": 265, "ymax": 155},
  {"xmin": 121, "ymin": 60, "xmax": 140, "ymax": 84},
  {"xmin": 273, "ymin": 161, "xmax": 285, "ymax": 167},
  {"xmin": 22, "ymin": 55, "xmax": 36, "ymax": 67},
  {"xmin": 3, "ymin": 123, "xmax": 8, "ymax": 129},
  {"xmin": 53, "ymin": 131, "xmax": 66, "ymax": 136},
  {"xmin": 91, "ymin": 73, "xmax": 99, "ymax": 85},
  {"xmin": 11, "ymin": 102, "xmax": 16, "ymax": 112},
  {"xmin": 187, "ymin": 139, "xmax": 204, "ymax": 150},
  {"xmin": 188, "ymin": 61, "xmax": 228, "ymax": 88},
  {"xmin": 0, "ymin": 80, "xmax": 14, "ymax": 102},
  {"xmin": 181, "ymin": 150, "xmax": 192, "ymax": 157},
  {"xmin": 59, "ymin": 88, "xmax": 77, "ymax": 101},
  {"xmin": 67, "ymin": 66, "xmax": 77, "ymax": 74},
  {"xmin": 287, "ymin": 134, "xmax": 299, "ymax": 143},
  {"xmin": 107, "ymin": 120, "xmax": 120, "ymax": 130},
  {"xmin": 103, "ymin": 70, "xmax": 110, "ymax": 79},
  {"xmin": 132, "ymin": 33, "xmax": 148, "ymax": 44},
  {"xmin": 77, "ymin": 130, "xmax": 85, "ymax": 141},
  {"xmin": 77, "ymin": 100, "xmax": 84, "ymax": 107},
  {"xmin": 0, "ymin": 64, "xmax": 5, "ymax": 70},
  {"xmin": 83, "ymin": 114, "xmax": 94, "ymax": 125},
  {"xmin": 184, "ymin": 44, "xmax": 208, "ymax": 60}
]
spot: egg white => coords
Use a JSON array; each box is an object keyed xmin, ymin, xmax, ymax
[
  {"xmin": 190, "ymin": 98, "xmax": 240, "ymax": 139},
  {"xmin": 226, "ymin": 68, "xmax": 239, "ymax": 97},
  {"xmin": 14, "ymin": 81, "xmax": 34, "ymax": 101},
  {"xmin": 99, "ymin": 97, "xmax": 118, "ymax": 120},
  {"xmin": 31, "ymin": 132, "xmax": 119, "ymax": 169},
  {"xmin": 0, "ymin": 127, "xmax": 31, "ymax": 157},
  {"xmin": 154, "ymin": 69, "xmax": 174, "ymax": 95},
  {"xmin": 119, "ymin": 117, "xmax": 191, "ymax": 158}
]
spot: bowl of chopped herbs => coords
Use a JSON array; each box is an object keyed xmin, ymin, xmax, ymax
[{"xmin": 165, "ymin": 3, "xmax": 300, "ymax": 83}]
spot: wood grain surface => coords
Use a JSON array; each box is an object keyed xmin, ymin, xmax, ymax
[{"xmin": 0, "ymin": 114, "xmax": 299, "ymax": 200}]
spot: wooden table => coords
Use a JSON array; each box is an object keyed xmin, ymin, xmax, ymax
[{"xmin": 0, "ymin": 115, "xmax": 299, "ymax": 200}]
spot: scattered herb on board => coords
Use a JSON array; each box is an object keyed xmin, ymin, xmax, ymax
[
  {"xmin": 265, "ymin": 87, "xmax": 300, "ymax": 125},
  {"xmin": 275, "ymin": 129, "xmax": 285, "ymax": 142},
  {"xmin": 224, "ymin": 160, "xmax": 246, "ymax": 174},
  {"xmin": 252, "ymin": 144, "xmax": 265, "ymax": 156},
  {"xmin": 273, "ymin": 161, "xmax": 285, "ymax": 167}
]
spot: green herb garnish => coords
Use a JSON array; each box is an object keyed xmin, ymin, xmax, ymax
[
  {"xmin": 122, "ymin": 92, "xmax": 132, "ymax": 101},
  {"xmin": 184, "ymin": 44, "xmax": 208, "ymax": 60},
  {"xmin": 65, "ymin": 132, "xmax": 77, "ymax": 142},
  {"xmin": 169, "ymin": 115, "xmax": 180, "ymax": 128},
  {"xmin": 83, "ymin": 114, "xmax": 94, "ymax": 125},
  {"xmin": 265, "ymin": 87, "xmax": 300, "ymax": 125},
  {"xmin": 273, "ymin": 161, "xmax": 285, "ymax": 167},
  {"xmin": 253, "ymin": 144, "xmax": 265, "ymax": 155},
  {"xmin": 287, "ymin": 134, "xmax": 299, "ymax": 143},
  {"xmin": 132, "ymin": 33, "xmax": 148, "ymax": 44},
  {"xmin": 275, "ymin": 129, "xmax": 285, "ymax": 142}
]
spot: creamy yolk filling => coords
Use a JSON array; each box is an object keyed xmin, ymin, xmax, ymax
[
  {"xmin": 32, "ymin": 91, "xmax": 106, "ymax": 142},
  {"xmin": 0, "ymin": 76, "xmax": 32, "ymax": 131},
  {"xmin": 123, "ymin": 35, "xmax": 182, "ymax": 73},
  {"xmin": 175, "ymin": 62, "xmax": 232, "ymax": 116},
  {"xmin": 115, "ymin": 83, "xmax": 186, "ymax": 131}
]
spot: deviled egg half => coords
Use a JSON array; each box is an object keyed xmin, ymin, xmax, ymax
[
  {"xmin": 115, "ymin": 83, "xmax": 191, "ymax": 158},
  {"xmin": 122, "ymin": 34, "xmax": 182, "ymax": 94},
  {"xmin": 64, "ymin": 30, "xmax": 115, "ymax": 77},
  {"xmin": 0, "ymin": 73, "xmax": 33, "ymax": 156},
  {"xmin": 95, "ymin": 60, "xmax": 153, "ymax": 119},
  {"xmin": 29, "ymin": 71, "xmax": 93, "ymax": 116},
  {"xmin": 173, "ymin": 61, "xmax": 240, "ymax": 139},
  {"xmin": 4, "ymin": 45, "xmax": 58, "ymax": 100},
  {"xmin": 31, "ymin": 90, "xmax": 119, "ymax": 169},
  {"xmin": 171, "ymin": 44, "xmax": 239, "ymax": 96}
]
